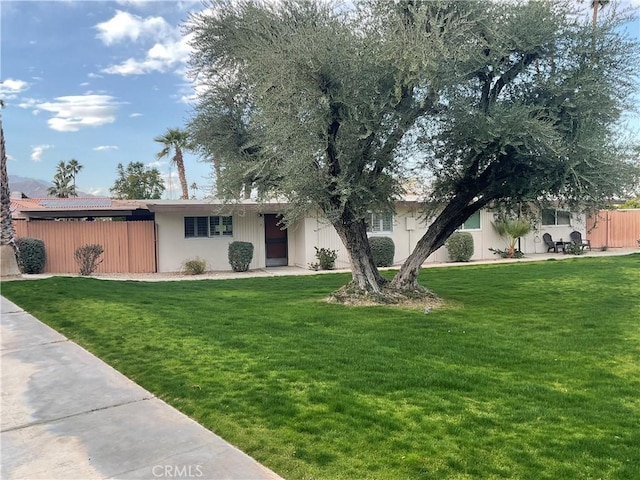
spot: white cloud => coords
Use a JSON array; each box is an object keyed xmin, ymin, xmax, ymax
[
  {"xmin": 0, "ymin": 78, "xmax": 29, "ymax": 98},
  {"xmin": 95, "ymin": 10, "xmax": 172, "ymax": 45},
  {"xmin": 88, "ymin": 187, "xmax": 109, "ymax": 196},
  {"xmin": 31, "ymin": 145, "xmax": 52, "ymax": 162},
  {"xmin": 93, "ymin": 145, "xmax": 119, "ymax": 151},
  {"xmin": 26, "ymin": 95, "xmax": 121, "ymax": 132},
  {"xmin": 130, "ymin": 112, "xmax": 143, "ymax": 117},
  {"xmin": 145, "ymin": 160, "xmax": 165, "ymax": 168},
  {"xmin": 7, "ymin": 154, "xmax": 16, "ymax": 161},
  {"xmin": 102, "ymin": 33, "xmax": 192, "ymax": 76},
  {"xmin": 97, "ymin": 10, "xmax": 193, "ymax": 77}
]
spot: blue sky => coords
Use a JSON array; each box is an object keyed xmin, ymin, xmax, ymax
[
  {"xmin": 1, "ymin": 0, "xmax": 639, "ymax": 199},
  {"xmin": 1, "ymin": 0, "xmax": 211, "ymax": 198}
]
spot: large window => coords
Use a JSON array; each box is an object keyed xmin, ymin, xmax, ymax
[
  {"xmin": 184, "ymin": 216, "xmax": 233, "ymax": 238},
  {"xmin": 542, "ymin": 209, "xmax": 570, "ymax": 226},
  {"xmin": 367, "ymin": 212, "xmax": 393, "ymax": 233},
  {"xmin": 459, "ymin": 211, "xmax": 481, "ymax": 230}
]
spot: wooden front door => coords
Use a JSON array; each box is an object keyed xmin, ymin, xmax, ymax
[{"xmin": 264, "ymin": 214, "xmax": 288, "ymax": 267}]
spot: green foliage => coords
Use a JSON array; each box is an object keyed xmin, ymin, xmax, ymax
[
  {"xmin": 154, "ymin": 128, "xmax": 193, "ymax": 200},
  {"xmin": 369, "ymin": 236, "xmax": 395, "ymax": 267},
  {"xmin": 15, "ymin": 237, "xmax": 46, "ymax": 274},
  {"xmin": 445, "ymin": 232, "xmax": 474, "ymax": 262},
  {"xmin": 314, "ymin": 247, "xmax": 338, "ymax": 270},
  {"xmin": 492, "ymin": 218, "xmax": 532, "ymax": 258},
  {"xmin": 183, "ymin": 257, "xmax": 207, "ymax": 275},
  {"xmin": 46, "ymin": 159, "xmax": 82, "ymax": 198},
  {"xmin": 566, "ymin": 243, "xmax": 585, "ymax": 256},
  {"xmin": 616, "ymin": 197, "xmax": 640, "ymax": 209},
  {"xmin": 74, "ymin": 244, "xmax": 104, "ymax": 276},
  {"xmin": 110, "ymin": 162, "xmax": 165, "ymax": 199},
  {"xmin": 228, "ymin": 241, "xmax": 254, "ymax": 272},
  {"xmin": 489, "ymin": 247, "xmax": 526, "ymax": 259},
  {"xmin": 187, "ymin": 0, "xmax": 640, "ymax": 292}
]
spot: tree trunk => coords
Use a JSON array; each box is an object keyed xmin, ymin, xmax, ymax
[
  {"xmin": 174, "ymin": 148, "xmax": 190, "ymax": 200},
  {"xmin": 391, "ymin": 195, "xmax": 491, "ymax": 291},
  {"xmin": 331, "ymin": 210, "xmax": 386, "ymax": 294},
  {"xmin": 1, "ymin": 115, "xmax": 20, "ymax": 277}
]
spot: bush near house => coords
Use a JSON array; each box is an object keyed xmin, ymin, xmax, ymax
[
  {"xmin": 369, "ymin": 236, "xmax": 395, "ymax": 267},
  {"xmin": 314, "ymin": 247, "xmax": 338, "ymax": 270},
  {"xmin": 74, "ymin": 244, "xmax": 104, "ymax": 276},
  {"xmin": 15, "ymin": 237, "xmax": 46, "ymax": 274},
  {"xmin": 183, "ymin": 257, "xmax": 207, "ymax": 275},
  {"xmin": 446, "ymin": 232, "xmax": 474, "ymax": 262},
  {"xmin": 228, "ymin": 241, "xmax": 254, "ymax": 272}
]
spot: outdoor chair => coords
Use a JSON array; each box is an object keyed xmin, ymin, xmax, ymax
[
  {"xmin": 542, "ymin": 233, "xmax": 558, "ymax": 253},
  {"xmin": 570, "ymin": 231, "xmax": 591, "ymax": 251}
]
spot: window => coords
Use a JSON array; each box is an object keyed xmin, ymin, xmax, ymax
[
  {"xmin": 184, "ymin": 216, "xmax": 233, "ymax": 238},
  {"xmin": 542, "ymin": 209, "xmax": 571, "ymax": 226},
  {"xmin": 367, "ymin": 212, "xmax": 393, "ymax": 233},
  {"xmin": 459, "ymin": 211, "xmax": 481, "ymax": 230}
]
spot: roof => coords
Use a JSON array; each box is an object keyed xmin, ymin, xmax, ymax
[
  {"xmin": 10, "ymin": 195, "xmax": 427, "ymax": 219},
  {"xmin": 11, "ymin": 197, "xmax": 149, "ymax": 219}
]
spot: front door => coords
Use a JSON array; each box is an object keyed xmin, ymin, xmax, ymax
[{"xmin": 264, "ymin": 214, "xmax": 288, "ymax": 267}]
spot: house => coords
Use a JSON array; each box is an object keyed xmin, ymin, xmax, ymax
[
  {"xmin": 11, "ymin": 195, "xmax": 588, "ymax": 273},
  {"xmin": 145, "ymin": 198, "xmax": 588, "ymax": 272}
]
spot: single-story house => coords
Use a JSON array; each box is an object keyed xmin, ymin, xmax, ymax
[
  {"xmin": 11, "ymin": 194, "xmax": 587, "ymax": 273},
  {"xmin": 144, "ymin": 198, "xmax": 587, "ymax": 272}
]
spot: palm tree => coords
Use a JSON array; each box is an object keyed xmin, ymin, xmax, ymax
[
  {"xmin": 0, "ymin": 100, "xmax": 21, "ymax": 276},
  {"xmin": 492, "ymin": 218, "xmax": 532, "ymax": 258},
  {"xmin": 46, "ymin": 161, "xmax": 77, "ymax": 197},
  {"xmin": 67, "ymin": 158, "xmax": 83, "ymax": 192},
  {"xmin": 154, "ymin": 128, "xmax": 191, "ymax": 200},
  {"xmin": 589, "ymin": 0, "xmax": 609, "ymax": 30}
]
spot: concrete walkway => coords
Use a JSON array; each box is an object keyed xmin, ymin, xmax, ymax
[{"xmin": 0, "ymin": 297, "xmax": 283, "ymax": 480}]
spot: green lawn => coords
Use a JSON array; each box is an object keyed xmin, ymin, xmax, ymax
[{"xmin": 2, "ymin": 255, "xmax": 639, "ymax": 479}]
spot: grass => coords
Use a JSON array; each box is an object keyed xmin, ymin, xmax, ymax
[{"xmin": 2, "ymin": 254, "xmax": 640, "ymax": 479}]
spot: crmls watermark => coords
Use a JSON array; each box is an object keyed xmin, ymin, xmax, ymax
[{"xmin": 152, "ymin": 465, "xmax": 204, "ymax": 478}]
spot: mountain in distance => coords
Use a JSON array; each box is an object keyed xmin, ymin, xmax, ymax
[{"xmin": 8, "ymin": 175, "xmax": 95, "ymax": 198}]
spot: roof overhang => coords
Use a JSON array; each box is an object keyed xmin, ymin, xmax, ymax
[
  {"xmin": 17, "ymin": 208, "xmax": 140, "ymax": 219},
  {"xmin": 145, "ymin": 200, "xmax": 288, "ymax": 215}
]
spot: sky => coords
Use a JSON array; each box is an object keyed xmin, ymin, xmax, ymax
[
  {"xmin": 1, "ymin": 0, "xmax": 211, "ymax": 198},
  {"xmin": 1, "ymin": 0, "xmax": 639, "ymax": 200}
]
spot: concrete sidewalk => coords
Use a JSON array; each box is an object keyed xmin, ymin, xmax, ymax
[{"xmin": 0, "ymin": 297, "xmax": 283, "ymax": 480}]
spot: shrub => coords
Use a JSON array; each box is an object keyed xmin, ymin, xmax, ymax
[
  {"xmin": 314, "ymin": 247, "xmax": 338, "ymax": 270},
  {"xmin": 446, "ymin": 232, "xmax": 474, "ymax": 262},
  {"xmin": 183, "ymin": 257, "xmax": 207, "ymax": 275},
  {"xmin": 74, "ymin": 244, "xmax": 104, "ymax": 276},
  {"xmin": 228, "ymin": 241, "xmax": 254, "ymax": 272},
  {"xmin": 15, "ymin": 237, "xmax": 46, "ymax": 274},
  {"xmin": 369, "ymin": 236, "xmax": 395, "ymax": 267},
  {"xmin": 566, "ymin": 243, "xmax": 585, "ymax": 256},
  {"xmin": 489, "ymin": 247, "xmax": 525, "ymax": 259}
]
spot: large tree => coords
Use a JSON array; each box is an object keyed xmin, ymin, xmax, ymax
[
  {"xmin": 187, "ymin": 0, "xmax": 639, "ymax": 296},
  {"xmin": 1, "ymin": 101, "xmax": 20, "ymax": 276},
  {"xmin": 110, "ymin": 162, "xmax": 166, "ymax": 199},
  {"xmin": 154, "ymin": 128, "xmax": 192, "ymax": 200}
]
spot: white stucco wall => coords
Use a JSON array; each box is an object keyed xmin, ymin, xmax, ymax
[
  {"xmin": 155, "ymin": 205, "xmax": 587, "ymax": 272},
  {"xmin": 290, "ymin": 206, "xmax": 587, "ymax": 268},
  {"xmin": 155, "ymin": 211, "xmax": 267, "ymax": 272},
  {"xmin": 155, "ymin": 211, "xmax": 307, "ymax": 272}
]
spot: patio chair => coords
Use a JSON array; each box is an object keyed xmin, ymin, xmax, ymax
[
  {"xmin": 542, "ymin": 233, "xmax": 558, "ymax": 253},
  {"xmin": 570, "ymin": 231, "xmax": 591, "ymax": 251}
]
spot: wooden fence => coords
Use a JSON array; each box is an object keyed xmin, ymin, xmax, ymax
[
  {"xmin": 586, "ymin": 209, "xmax": 640, "ymax": 248},
  {"xmin": 14, "ymin": 220, "xmax": 156, "ymax": 273}
]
